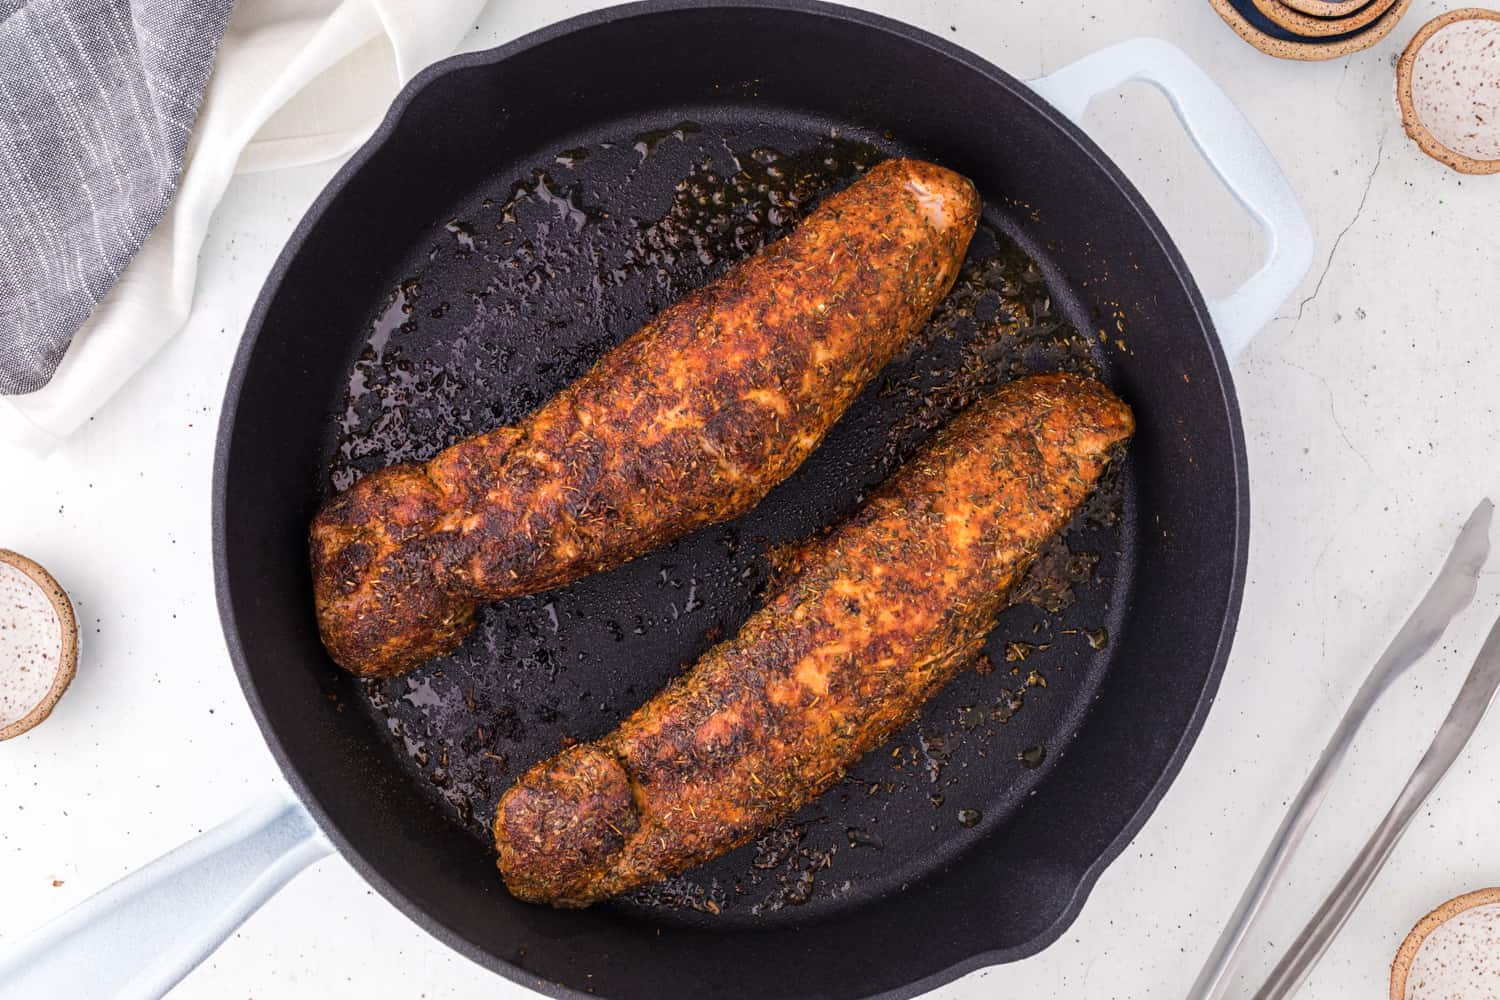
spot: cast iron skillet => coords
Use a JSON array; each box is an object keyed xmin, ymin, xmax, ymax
[
  {"xmin": 210, "ymin": 3, "xmax": 1307, "ymax": 998},
  {"xmin": 0, "ymin": 3, "xmax": 1315, "ymax": 1000}
]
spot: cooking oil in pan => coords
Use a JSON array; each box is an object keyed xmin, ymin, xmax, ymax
[{"xmin": 327, "ymin": 117, "xmax": 1124, "ymax": 925}]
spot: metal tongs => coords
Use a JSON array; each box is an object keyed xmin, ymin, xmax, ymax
[{"xmin": 1189, "ymin": 498, "xmax": 1500, "ymax": 1000}]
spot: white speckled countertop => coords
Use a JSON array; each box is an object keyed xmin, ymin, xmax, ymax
[{"xmin": 3, "ymin": 2, "xmax": 1499, "ymax": 997}]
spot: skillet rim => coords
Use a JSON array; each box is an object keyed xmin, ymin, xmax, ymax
[{"xmin": 211, "ymin": 1, "xmax": 1250, "ymax": 996}]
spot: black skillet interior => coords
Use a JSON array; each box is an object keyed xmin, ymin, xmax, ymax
[
  {"xmin": 214, "ymin": 3, "xmax": 1246, "ymax": 999},
  {"xmin": 335, "ymin": 116, "xmax": 1121, "ymax": 925}
]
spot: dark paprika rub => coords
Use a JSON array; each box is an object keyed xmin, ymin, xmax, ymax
[
  {"xmin": 310, "ymin": 158, "xmax": 981, "ymax": 677},
  {"xmin": 494, "ymin": 373, "xmax": 1135, "ymax": 907}
]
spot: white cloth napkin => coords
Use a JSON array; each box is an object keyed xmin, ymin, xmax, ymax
[{"xmin": 0, "ymin": 0, "xmax": 487, "ymax": 455}]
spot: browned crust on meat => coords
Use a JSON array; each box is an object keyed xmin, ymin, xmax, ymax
[
  {"xmin": 493, "ymin": 373, "xmax": 1135, "ymax": 906},
  {"xmin": 311, "ymin": 159, "xmax": 981, "ymax": 677}
]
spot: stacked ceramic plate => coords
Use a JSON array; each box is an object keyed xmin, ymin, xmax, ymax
[{"xmin": 1210, "ymin": 0, "xmax": 1414, "ymax": 59}]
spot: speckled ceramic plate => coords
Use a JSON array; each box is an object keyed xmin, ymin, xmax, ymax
[
  {"xmin": 1211, "ymin": 0, "xmax": 1414, "ymax": 60},
  {"xmin": 1397, "ymin": 7, "xmax": 1500, "ymax": 174},
  {"xmin": 1256, "ymin": 0, "xmax": 1397, "ymax": 37},
  {"xmin": 1281, "ymin": 0, "xmax": 1368, "ymax": 17},
  {"xmin": 0, "ymin": 550, "xmax": 77, "ymax": 741},
  {"xmin": 1391, "ymin": 887, "xmax": 1500, "ymax": 998}
]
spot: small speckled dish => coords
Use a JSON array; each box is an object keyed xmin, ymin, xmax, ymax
[
  {"xmin": 1211, "ymin": 0, "xmax": 1415, "ymax": 60},
  {"xmin": 1254, "ymin": 0, "xmax": 1399, "ymax": 38},
  {"xmin": 1282, "ymin": 0, "xmax": 1368, "ymax": 17},
  {"xmin": 0, "ymin": 550, "xmax": 78, "ymax": 741},
  {"xmin": 1398, "ymin": 8, "xmax": 1500, "ymax": 174},
  {"xmin": 1392, "ymin": 887, "xmax": 1500, "ymax": 998}
]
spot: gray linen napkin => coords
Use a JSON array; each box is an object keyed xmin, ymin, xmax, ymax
[{"xmin": 0, "ymin": 0, "xmax": 234, "ymax": 394}]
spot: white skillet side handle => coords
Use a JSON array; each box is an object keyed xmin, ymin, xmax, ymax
[
  {"xmin": 0, "ymin": 794, "xmax": 330, "ymax": 1000},
  {"xmin": 1029, "ymin": 38, "xmax": 1314, "ymax": 359}
]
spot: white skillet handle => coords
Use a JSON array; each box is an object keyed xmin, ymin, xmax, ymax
[
  {"xmin": 1029, "ymin": 38, "xmax": 1314, "ymax": 358},
  {"xmin": 0, "ymin": 793, "xmax": 329, "ymax": 1000}
]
